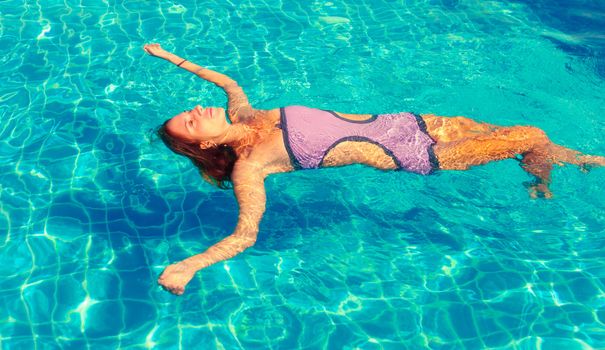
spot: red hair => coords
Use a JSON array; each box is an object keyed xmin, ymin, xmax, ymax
[{"xmin": 157, "ymin": 120, "xmax": 237, "ymax": 189}]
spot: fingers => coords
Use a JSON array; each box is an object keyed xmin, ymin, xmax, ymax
[
  {"xmin": 142, "ymin": 43, "xmax": 162, "ymax": 55},
  {"xmin": 158, "ymin": 277, "xmax": 185, "ymax": 295},
  {"xmin": 157, "ymin": 263, "xmax": 191, "ymax": 295}
]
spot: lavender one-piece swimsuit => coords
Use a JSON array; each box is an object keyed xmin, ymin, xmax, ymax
[{"xmin": 278, "ymin": 105, "xmax": 439, "ymax": 175}]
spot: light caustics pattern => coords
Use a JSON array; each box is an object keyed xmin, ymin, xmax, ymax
[{"xmin": 1, "ymin": 0, "xmax": 604, "ymax": 349}]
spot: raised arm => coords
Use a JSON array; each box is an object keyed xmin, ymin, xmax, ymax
[
  {"xmin": 157, "ymin": 160, "xmax": 267, "ymax": 295},
  {"xmin": 144, "ymin": 43, "xmax": 254, "ymax": 122}
]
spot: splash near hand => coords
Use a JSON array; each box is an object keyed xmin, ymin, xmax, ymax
[{"xmin": 158, "ymin": 261, "xmax": 197, "ymax": 295}]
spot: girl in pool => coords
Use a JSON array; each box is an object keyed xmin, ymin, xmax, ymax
[{"xmin": 143, "ymin": 43, "xmax": 604, "ymax": 295}]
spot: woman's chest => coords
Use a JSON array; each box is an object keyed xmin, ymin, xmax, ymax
[{"xmin": 243, "ymin": 130, "xmax": 295, "ymax": 174}]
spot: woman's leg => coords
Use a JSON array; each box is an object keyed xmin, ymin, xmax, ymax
[
  {"xmin": 547, "ymin": 144, "xmax": 605, "ymax": 170},
  {"xmin": 520, "ymin": 143, "xmax": 605, "ymax": 198},
  {"xmin": 422, "ymin": 114, "xmax": 549, "ymax": 170},
  {"xmin": 421, "ymin": 114, "xmax": 605, "ymax": 198},
  {"xmin": 519, "ymin": 147, "xmax": 554, "ymax": 198}
]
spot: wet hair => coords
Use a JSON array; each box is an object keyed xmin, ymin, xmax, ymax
[{"xmin": 157, "ymin": 120, "xmax": 236, "ymax": 189}]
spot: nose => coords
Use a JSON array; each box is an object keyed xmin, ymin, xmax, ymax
[{"xmin": 196, "ymin": 105, "xmax": 205, "ymax": 116}]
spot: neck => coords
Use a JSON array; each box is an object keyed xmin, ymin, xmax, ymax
[{"xmin": 214, "ymin": 123, "xmax": 256, "ymax": 150}]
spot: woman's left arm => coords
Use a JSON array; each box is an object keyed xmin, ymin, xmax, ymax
[
  {"xmin": 157, "ymin": 161, "xmax": 267, "ymax": 295},
  {"xmin": 144, "ymin": 43, "xmax": 254, "ymax": 122}
]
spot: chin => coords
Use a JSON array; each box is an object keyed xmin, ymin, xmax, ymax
[{"xmin": 221, "ymin": 109, "xmax": 232, "ymax": 124}]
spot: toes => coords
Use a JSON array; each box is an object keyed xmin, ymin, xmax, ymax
[{"xmin": 580, "ymin": 164, "xmax": 593, "ymax": 173}]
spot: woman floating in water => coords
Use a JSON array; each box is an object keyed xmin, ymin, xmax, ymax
[{"xmin": 143, "ymin": 43, "xmax": 604, "ymax": 295}]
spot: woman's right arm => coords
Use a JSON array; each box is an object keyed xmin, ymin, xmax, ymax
[
  {"xmin": 157, "ymin": 160, "xmax": 267, "ymax": 295},
  {"xmin": 143, "ymin": 43, "xmax": 254, "ymax": 122}
]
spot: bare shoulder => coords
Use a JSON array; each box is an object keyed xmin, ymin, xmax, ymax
[
  {"xmin": 250, "ymin": 108, "xmax": 281, "ymax": 124},
  {"xmin": 232, "ymin": 158, "xmax": 266, "ymax": 180},
  {"xmin": 238, "ymin": 110, "xmax": 294, "ymax": 176},
  {"xmin": 246, "ymin": 140, "xmax": 294, "ymax": 175}
]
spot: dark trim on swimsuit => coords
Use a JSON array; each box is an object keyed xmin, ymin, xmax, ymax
[
  {"xmin": 321, "ymin": 109, "xmax": 379, "ymax": 124},
  {"xmin": 279, "ymin": 107, "xmax": 302, "ymax": 170},
  {"xmin": 412, "ymin": 112, "xmax": 440, "ymax": 174},
  {"xmin": 318, "ymin": 136, "xmax": 403, "ymax": 169}
]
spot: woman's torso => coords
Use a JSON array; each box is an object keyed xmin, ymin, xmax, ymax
[{"xmin": 239, "ymin": 106, "xmax": 438, "ymax": 176}]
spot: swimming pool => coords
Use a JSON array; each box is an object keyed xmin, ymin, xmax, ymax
[{"xmin": 1, "ymin": 0, "xmax": 604, "ymax": 348}]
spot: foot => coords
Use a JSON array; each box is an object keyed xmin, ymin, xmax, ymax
[
  {"xmin": 158, "ymin": 261, "xmax": 197, "ymax": 295},
  {"xmin": 527, "ymin": 183, "xmax": 553, "ymax": 199},
  {"xmin": 580, "ymin": 163, "xmax": 593, "ymax": 173},
  {"xmin": 579, "ymin": 156, "xmax": 605, "ymax": 173},
  {"xmin": 578, "ymin": 155, "xmax": 605, "ymax": 173}
]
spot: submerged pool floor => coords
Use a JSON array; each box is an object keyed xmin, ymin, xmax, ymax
[{"xmin": 1, "ymin": 0, "xmax": 604, "ymax": 348}]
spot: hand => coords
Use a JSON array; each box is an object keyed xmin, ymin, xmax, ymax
[
  {"xmin": 143, "ymin": 43, "xmax": 170, "ymax": 59},
  {"xmin": 158, "ymin": 261, "xmax": 197, "ymax": 295}
]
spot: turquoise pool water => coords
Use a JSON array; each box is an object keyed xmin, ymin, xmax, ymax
[{"xmin": 2, "ymin": 0, "xmax": 605, "ymax": 348}]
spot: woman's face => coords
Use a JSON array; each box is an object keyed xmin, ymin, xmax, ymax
[{"xmin": 165, "ymin": 105, "xmax": 228, "ymax": 144}]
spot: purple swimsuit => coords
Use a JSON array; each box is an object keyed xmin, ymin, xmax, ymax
[{"xmin": 279, "ymin": 105, "xmax": 438, "ymax": 175}]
